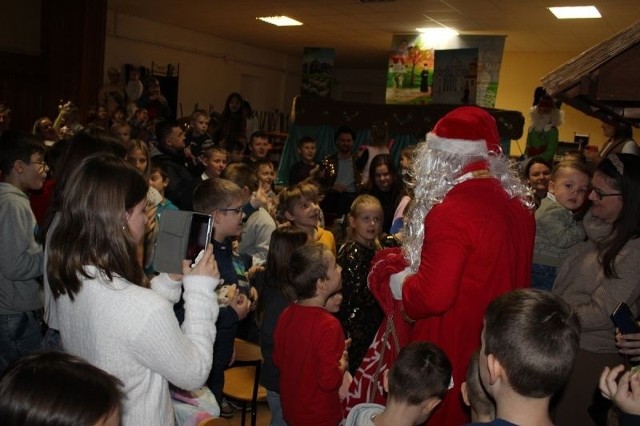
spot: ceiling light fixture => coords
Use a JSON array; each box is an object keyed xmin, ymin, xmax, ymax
[
  {"xmin": 416, "ymin": 27, "xmax": 459, "ymax": 48},
  {"xmin": 416, "ymin": 27, "xmax": 459, "ymax": 37},
  {"xmin": 257, "ymin": 16, "xmax": 303, "ymax": 27},
  {"xmin": 548, "ymin": 6, "xmax": 601, "ymax": 19}
]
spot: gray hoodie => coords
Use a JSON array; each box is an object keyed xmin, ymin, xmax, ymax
[
  {"xmin": 344, "ymin": 403, "xmax": 384, "ymax": 426},
  {"xmin": 0, "ymin": 182, "xmax": 43, "ymax": 314}
]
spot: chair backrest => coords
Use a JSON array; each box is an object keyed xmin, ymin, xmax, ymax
[{"xmin": 233, "ymin": 338, "xmax": 263, "ymax": 363}]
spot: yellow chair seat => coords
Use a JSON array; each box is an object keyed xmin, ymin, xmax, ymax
[
  {"xmin": 223, "ymin": 366, "xmax": 267, "ymax": 402},
  {"xmin": 222, "ymin": 339, "xmax": 267, "ymax": 426}
]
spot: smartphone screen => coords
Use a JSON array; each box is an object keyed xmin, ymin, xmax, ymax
[
  {"xmin": 611, "ymin": 302, "xmax": 640, "ymax": 335},
  {"xmin": 185, "ymin": 213, "xmax": 212, "ymax": 263}
]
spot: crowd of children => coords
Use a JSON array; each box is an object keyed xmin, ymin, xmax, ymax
[{"xmin": 3, "ymin": 87, "xmax": 640, "ymax": 426}]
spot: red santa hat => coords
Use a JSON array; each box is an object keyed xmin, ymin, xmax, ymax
[{"xmin": 426, "ymin": 106, "xmax": 500, "ymax": 156}]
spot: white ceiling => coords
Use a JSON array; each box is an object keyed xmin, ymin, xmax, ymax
[{"xmin": 107, "ymin": 0, "xmax": 640, "ymax": 67}]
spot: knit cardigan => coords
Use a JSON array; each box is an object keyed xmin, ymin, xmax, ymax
[{"xmin": 553, "ymin": 210, "xmax": 640, "ymax": 353}]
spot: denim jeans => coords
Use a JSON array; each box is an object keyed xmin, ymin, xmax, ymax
[
  {"xmin": 266, "ymin": 389, "xmax": 287, "ymax": 426},
  {"xmin": 531, "ymin": 263, "xmax": 557, "ymax": 291},
  {"xmin": 0, "ymin": 311, "xmax": 44, "ymax": 372}
]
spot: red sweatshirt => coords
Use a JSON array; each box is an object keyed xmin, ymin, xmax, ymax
[{"xmin": 274, "ymin": 304, "xmax": 345, "ymax": 426}]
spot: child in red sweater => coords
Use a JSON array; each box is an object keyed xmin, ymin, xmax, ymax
[{"xmin": 273, "ymin": 243, "xmax": 347, "ymax": 426}]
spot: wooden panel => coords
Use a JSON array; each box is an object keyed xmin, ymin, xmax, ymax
[{"xmin": 597, "ymin": 44, "xmax": 640, "ymax": 101}]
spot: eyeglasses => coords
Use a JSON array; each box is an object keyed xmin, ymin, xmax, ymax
[
  {"xmin": 591, "ymin": 187, "xmax": 621, "ymax": 200},
  {"xmin": 217, "ymin": 206, "xmax": 243, "ymax": 215},
  {"xmin": 29, "ymin": 160, "xmax": 47, "ymax": 170}
]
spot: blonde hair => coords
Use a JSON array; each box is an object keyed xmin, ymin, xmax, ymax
[
  {"xmin": 202, "ymin": 146, "xmax": 227, "ymax": 160},
  {"xmin": 277, "ymin": 183, "xmax": 318, "ymax": 219},
  {"xmin": 125, "ymin": 139, "xmax": 150, "ymax": 178},
  {"xmin": 347, "ymin": 195, "xmax": 383, "ymax": 248}
]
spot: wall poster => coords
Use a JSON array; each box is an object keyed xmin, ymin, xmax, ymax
[
  {"xmin": 302, "ymin": 48, "xmax": 335, "ymax": 98},
  {"xmin": 386, "ymin": 35, "xmax": 505, "ymax": 108}
]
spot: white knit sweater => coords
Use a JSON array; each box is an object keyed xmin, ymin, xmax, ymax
[{"xmin": 54, "ymin": 268, "xmax": 219, "ymax": 425}]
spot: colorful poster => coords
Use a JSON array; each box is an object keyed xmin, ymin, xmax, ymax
[
  {"xmin": 385, "ymin": 35, "xmax": 435, "ymax": 105},
  {"xmin": 302, "ymin": 48, "xmax": 335, "ymax": 98},
  {"xmin": 385, "ymin": 34, "xmax": 505, "ymax": 107},
  {"xmin": 432, "ymin": 48, "xmax": 478, "ymax": 105},
  {"xmin": 443, "ymin": 36, "xmax": 506, "ymax": 108}
]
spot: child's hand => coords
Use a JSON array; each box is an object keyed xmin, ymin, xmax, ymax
[
  {"xmin": 249, "ymin": 287, "xmax": 258, "ymax": 310},
  {"xmin": 145, "ymin": 204, "xmax": 158, "ymax": 234},
  {"xmin": 339, "ymin": 371, "xmax": 353, "ymax": 400},
  {"xmin": 184, "ymin": 146, "xmax": 196, "ymax": 165},
  {"xmin": 325, "ymin": 293, "xmax": 343, "ymax": 313},
  {"xmin": 230, "ymin": 292, "xmax": 251, "ymax": 320},
  {"xmin": 246, "ymin": 264, "xmax": 264, "ymax": 279},
  {"xmin": 617, "ymin": 329, "xmax": 640, "ymax": 361},
  {"xmin": 339, "ymin": 338, "xmax": 351, "ymax": 372},
  {"xmin": 599, "ymin": 364, "xmax": 640, "ymax": 415},
  {"xmin": 250, "ymin": 187, "xmax": 268, "ymax": 209}
]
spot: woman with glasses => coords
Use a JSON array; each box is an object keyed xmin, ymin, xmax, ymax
[{"xmin": 552, "ymin": 153, "xmax": 640, "ymax": 425}]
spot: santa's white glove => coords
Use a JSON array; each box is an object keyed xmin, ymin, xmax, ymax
[{"xmin": 389, "ymin": 267, "xmax": 412, "ymax": 300}]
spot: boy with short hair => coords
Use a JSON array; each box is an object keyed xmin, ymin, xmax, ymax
[
  {"xmin": 110, "ymin": 121, "xmax": 132, "ymax": 144},
  {"xmin": 471, "ymin": 289, "xmax": 581, "ymax": 426},
  {"xmin": 148, "ymin": 159, "xmax": 179, "ymax": 219},
  {"xmin": 278, "ymin": 183, "xmax": 336, "ymax": 254},
  {"xmin": 0, "ymin": 131, "xmax": 48, "ymax": 371},
  {"xmin": 289, "ymin": 136, "xmax": 319, "ymax": 185},
  {"xmin": 244, "ymin": 130, "xmax": 270, "ymax": 164},
  {"xmin": 200, "ymin": 146, "xmax": 228, "ymax": 180},
  {"xmin": 346, "ymin": 341, "xmax": 452, "ymax": 426},
  {"xmin": 192, "ymin": 178, "xmax": 252, "ymax": 418},
  {"xmin": 186, "ymin": 109, "xmax": 213, "ymax": 161},
  {"xmin": 462, "ymin": 351, "xmax": 495, "ymax": 423},
  {"xmin": 273, "ymin": 243, "xmax": 347, "ymax": 426}
]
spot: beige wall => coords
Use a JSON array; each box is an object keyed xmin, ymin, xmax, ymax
[
  {"xmin": 495, "ymin": 51, "xmax": 612, "ymax": 156},
  {"xmin": 104, "ymin": 13, "xmax": 636, "ymax": 149},
  {"xmin": 104, "ymin": 11, "xmax": 301, "ymax": 117}
]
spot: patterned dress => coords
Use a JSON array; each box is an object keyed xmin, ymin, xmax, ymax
[{"xmin": 336, "ymin": 241, "xmax": 383, "ymax": 374}]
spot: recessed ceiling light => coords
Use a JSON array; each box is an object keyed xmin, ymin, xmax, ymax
[
  {"xmin": 416, "ymin": 28, "xmax": 459, "ymax": 48},
  {"xmin": 257, "ymin": 16, "xmax": 303, "ymax": 27},
  {"xmin": 548, "ymin": 6, "xmax": 601, "ymax": 19},
  {"xmin": 416, "ymin": 28, "xmax": 459, "ymax": 37}
]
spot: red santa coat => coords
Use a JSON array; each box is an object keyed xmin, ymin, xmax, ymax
[{"xmin": 402, "ymin": 177, "xmax": 535, "ymax": 426}]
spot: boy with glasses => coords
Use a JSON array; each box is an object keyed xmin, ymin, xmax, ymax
[
  {"xmin": 0, "ymin": 131, "xmax": 48, "ymax": 372},
  {"xmin": 193, "ymin": 177, "xmax": 253, "ymax": 418}
]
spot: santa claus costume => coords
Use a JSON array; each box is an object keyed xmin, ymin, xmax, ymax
[{"xmin": 399, "ymin": 106, "xmax": 535, "ymax": 425}]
